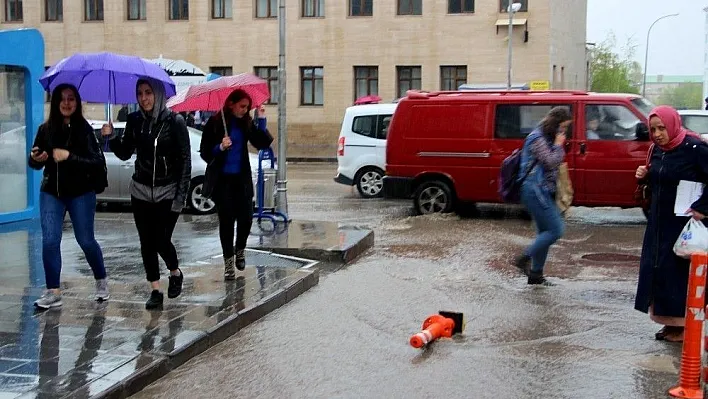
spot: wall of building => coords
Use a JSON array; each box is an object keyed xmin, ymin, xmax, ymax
[{"xmin": 548, "ymin": 0, "xmax": 588, "ymax": 90}]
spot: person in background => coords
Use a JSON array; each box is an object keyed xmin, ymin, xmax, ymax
[
  {"xmin": 199, "ymin": 89, "xmax": 273, "ymax": 280},
  {"xmin": 585, "ymin": 106, "xmax": 601, "ymax": 140},
  {"xmin": 704, "ymin": 97, "xmax": 708, "ymax": 111},
  {"xmin": 29, "ymin": 84, "xmax": 109, "ymax": 309},
  {"xmin": 514, "ymin": 107, "xmax": 572, "ymax": 286},
  {"xmin": 102, "ymin": 78, "xmax": 191, "ymax": 310},
  {"xmin": 634, "ymin": 105, "xmax": 708, "ymax": 343}
]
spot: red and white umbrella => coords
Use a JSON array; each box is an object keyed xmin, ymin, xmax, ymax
[{"xmin": 166, "ymin": 73, "xmax": 270, "ymax": 112}]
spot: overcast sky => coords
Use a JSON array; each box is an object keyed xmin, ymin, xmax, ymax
[{"xmin": 587, "ymin": 0, "xmax": 705, "ymax": 76}]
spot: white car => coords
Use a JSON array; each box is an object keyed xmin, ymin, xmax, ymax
[
  {"xmin": 678, "ymin": 110, "xmax": 708, "ymax": 139},
  {"xmin": 334, "ymin": 103, "xmax": 397, "ymax": 198},
  {"xmin": 89, "ymin": 121, "xmax": 272, "ymax": 214}
]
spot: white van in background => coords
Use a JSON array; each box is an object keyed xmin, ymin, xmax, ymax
[{"xmin": 334, "ymin": 103, "xmax": 396, "ymax": 198}]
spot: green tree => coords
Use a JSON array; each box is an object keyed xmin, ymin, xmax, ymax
[
  {"xmin": 589, "ymin": 33, "xmax": 640, "ymax": 94},
  {"xmin": 657, "ymin": 83, "xmax": 703, "ymax": 110}
]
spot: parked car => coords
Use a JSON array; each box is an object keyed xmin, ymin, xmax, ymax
[
  {"xmin": 334, "ymin": 103, "xmax": 396, "ymax": 198},
  {"xmin": 678, "ymin": 110, "xmax": 708, "ymax": 138},
  {"xmin": 383, "ymin": 90, "xmax": 655, "ymax": 215},
  {"xmin": 89, "ymin": 121, "xmax": 271, "ymax": 215}
]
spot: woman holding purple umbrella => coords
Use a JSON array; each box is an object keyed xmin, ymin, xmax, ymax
[{"xmin": 102, "ymin": 77, "xmax": 191, "ymax": 310}]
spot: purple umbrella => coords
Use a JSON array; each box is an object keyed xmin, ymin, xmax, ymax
[{"xmin": 40, "ymin": 52, "xmax": 176, "ymax": 104}]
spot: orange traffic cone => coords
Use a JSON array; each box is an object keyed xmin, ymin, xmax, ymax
[
  {"xmin": 409, "ymin": 311, "xmax": 464, "ymax": 349},
  {"xmin": 669, "ymin": 252, "xmax": 707, "ymax": 399}
]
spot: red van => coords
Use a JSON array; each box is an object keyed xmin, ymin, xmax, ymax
[{"xmin": 383, "ymin": 90, "xmax": 655, "ymax": 215}]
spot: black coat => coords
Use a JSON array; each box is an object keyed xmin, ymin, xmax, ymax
[
  {"xmin": 109, "ymin": 110, "xmax": 191, "ymax": 208},
  {"xmin": 28, "ymin": 119, "xmax": 105, "ymax": 198},
  {"xmin": 635, "ymin": 136, "xmax": 708, "ymax": 317},
  {"xmin": 199, "ymin": 111, "xmax": 273, "ymax": 199}
]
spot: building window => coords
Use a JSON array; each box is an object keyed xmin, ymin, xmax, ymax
[
  {"xmin": 397, "ymin": 66, "xmax": 421, "ymax": 98},
  {"xmin": 45, "ymin": 0, "xmax": 62, "ymax": 21},
  {"xmin": 256, "ymin": 0, "xmax": 276, "ymax": 18},
  {"xmin": 255, "ymin": 66, "xmax": 278, "ymax": 104},
  {"xmin": 85, "ymin": 0, "xmax": 103, "ymax": 21},
  {"xmin": 210, "ymin": 66, "xmax": 232, "ymax": 76},
  {"xmin": 212, "ymin": 0, "xmax": 231, "ymax": 18},
  {"xmin": 448, "ymin": 0, "xmax": 474, "ymax": 13},
  {"xmin": 169, "ymin": 0, "xmax": 188, "ymax": 20},
  {"xmin": 349, "ymin": 0, "xmax": 371, "ymax": 16},
  {"xmin": 440, "ymin": 66, "xmax": 467, "ymax": 90},
  {"xmin": 354, "ymin": 66, "xmax": 378, "ymax": 100},
  {"xmin": 300, "ymin": 66, "xmax": 323, "ymax": 106},
  {"xmin": 127, "ymin": 0, "xmax": 146, "ymax": 20},
  {"xmin": 500, "ymin": 0, "xmax": 527, "ymax": 12},
  {"xmin": 494, "ymin": 104, "xmax": 571, "ymax": 139},
  {"xmin": 5, "ymin": 0, "xmax": 22, "ymax": 21},
  {"xmin": 397, "ymin": 0, "xmax": 421, "ymax": 15},
  {"xmin": 302, "ymin": 0, "xmax": 323, "ymax": 17}
]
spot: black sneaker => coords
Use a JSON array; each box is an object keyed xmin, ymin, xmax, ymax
[
  {"xmin": 146, "ymin": 290, "xmax": 164, "ymax": 310},
  {"xmin": 168, "ymin": 270, "xmax": 183, "ymax": 299},
  {"xmin": 514, "ymin": 254, "xmax": 531, "ymax": 276},
  {"xmin": 235, "ymin": 250, "xmax": 246, "ymax": 271},
  {"xmin": 528, "ymin": 271, "xmax": 556, "ymax": 286}
]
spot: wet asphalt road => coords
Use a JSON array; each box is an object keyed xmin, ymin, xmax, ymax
[{"xmin": 131, "ymin": 164, "xmax": 680, "ymax": 399}]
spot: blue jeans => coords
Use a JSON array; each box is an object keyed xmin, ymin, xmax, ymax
[
  {"xmin": 520, "ymin": 184, "xmax": 565, "ymax": 274},
  {"xmin": 40, "ymin": 191, "xmax": 107, "ymax": 289}
]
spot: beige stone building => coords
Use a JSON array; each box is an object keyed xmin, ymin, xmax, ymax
[{"xmin": 3, "ymin": 0, "xmax": 588, "ymax": 158}]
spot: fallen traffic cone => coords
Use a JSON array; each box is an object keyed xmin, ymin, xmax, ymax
[
  {"xmin": 409, "ymin": 311, "xmax": 464, "ymax": 349},
  {"xmin": 669, "ymin": 252, "xmax": 707, "ymax": 399}
]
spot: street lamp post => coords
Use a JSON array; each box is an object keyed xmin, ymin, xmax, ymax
[
  {"xmin": 276, "ymin": 0, "xmax": 288, "ymax": 217},
  {"xmin": 506, "ymin": 2, "xmax": 522, "ymax": 90},
  {"xmin": 642, "ymin": 13, "xmax": 679, "ymax": 97}
]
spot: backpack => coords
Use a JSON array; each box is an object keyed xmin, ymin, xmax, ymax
[{"xmin": 498, "ymin": 148, "xmax": 537, "ymax": 203}]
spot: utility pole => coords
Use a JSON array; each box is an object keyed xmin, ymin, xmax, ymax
[{"xmin": 276, "ymin": 0, "xmax": 288, "ymax": 217}]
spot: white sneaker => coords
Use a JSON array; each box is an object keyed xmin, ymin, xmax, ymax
[
  {"xmin": 35, "ymin": 292, "xmax": 62, "ymax": 309},
  {"xmin": 95, "ymin": 279, "xmax": 110, "ymax": 301}
]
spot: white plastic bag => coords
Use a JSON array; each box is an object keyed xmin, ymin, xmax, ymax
[{"xmin": 673, "ymin": 219, "xmax": 708, "ymax": 259}]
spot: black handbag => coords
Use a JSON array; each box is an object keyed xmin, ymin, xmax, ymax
[{"xmin": 201, "ymin": 112, "xmax": 229, "ymax": 199}]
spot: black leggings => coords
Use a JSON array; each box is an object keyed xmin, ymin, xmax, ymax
[
  {"xmin": 131, "ymin": 197, "xmax": 180, "ymax": 282},
  {"xmin": 215, "ymin": 174, "xmax": 253, "ymax": 259}
]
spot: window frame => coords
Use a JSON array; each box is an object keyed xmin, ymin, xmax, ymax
[
  {"xmin": 348, "ymin": 0, "xmax": 372, "ymax": 16},
  {"xmin": 255, "ymin": 0, "xmax": 277, "ymax": 18},
  {"xmin": 209, "ymin": 66, "xmax": 233, "ymax": 76},
  {"xmin": 494, "ymin": 103, "xmax": 573, "ymax": 139},
  {"xmin": 168, "ymin": 0, "xmax": 189, "ymax": 20},
  {"xmin": 127, "ymin": 0, "xmax": 146, "ymax": 20},
  {"xmin": 499, "ymin": 0, "xmax": 528, "ymax": 13},
  {"xmin": 396, "ymin": 66, "xmax": 422, "ymax": 99},
  {"xmin": 254, "ymin": 66, "xmax": 279, "ymax": 105},
  {"xmin": 5, "ymin": 0, "xmax": 22, "ymax": 22},
  {"xmin": 397, "ymin": 0, "xmax": 421, "ymax": 15},
  {"xmin": 351, "ymin": 114, "xmax": 392, "ymax": 140},
  {"xmin": 84, "ymin": 0, "xmax": 103, "ymax": 21},
  {"xmin": 301, "ymin": 0, "xmax": 323, "ymax": 17},
  {"xmin": 448, "ymin": 0, "xmax": 474, "ymax": 14},
  {"xmin": 300, "ymin": 66, "xmax": 324, "ymax": 106},
  {"xmin": 45, "ymin": 0, "xmax": 62, "ymax": 21},
  {"xmin": 440, "ymin": 65, "xmax": 467, "ymax": 91},
  {"xmin": 211, "ymin": 0, "xmax": 232, "ymax": 19},
  {"xmin": 353, "ymin": 66, "xmax": 378, "ymax": 101}
]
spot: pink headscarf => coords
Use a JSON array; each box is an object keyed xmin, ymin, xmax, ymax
[{"xmin": 649, "ymin": 105, "xmax": 700, "ymax": 151}]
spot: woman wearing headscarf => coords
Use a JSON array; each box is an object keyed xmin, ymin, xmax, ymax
[
  {"xmin": 199, "ymin": 89, "xmax": 273, "ymax": 280},
  {"xmin": 635, "ymin": 105, "xmax": 708, "ymax": 342},
  {"xmin": 102, "ymin": 78, "xmax": 191, "ymax": 310}
]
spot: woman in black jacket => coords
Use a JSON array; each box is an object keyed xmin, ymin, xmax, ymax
[
  {"xmin": 29, "ymin": 84, "xmax": 109, "ymax": 309},
  {"xmin": 200, "ymin": 89, "xmax": 273, "ymax": 280},
  {"xmin": 102, "ymin": 78, "xmax": 191, "ymax": 310}
]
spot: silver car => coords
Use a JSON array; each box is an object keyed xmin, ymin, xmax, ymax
[{"xmin": 90, "ymin": 121, "xmax": 268, "ymax": 215}]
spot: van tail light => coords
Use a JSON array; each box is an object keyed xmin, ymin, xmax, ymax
[{"xmin": 338, "ymin": 137, "xmax": 345, "ymax": 156}]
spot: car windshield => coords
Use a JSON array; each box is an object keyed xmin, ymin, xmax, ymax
[
  {"xmin": 682, "ymin": 115, "xmax": 708, "ymax": 135},
  {"xmin": 631, "ymin": 97, "xmax": 655, "ymax": 117}
]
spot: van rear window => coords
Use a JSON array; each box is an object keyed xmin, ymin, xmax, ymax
[
  {"xmin": 495, "ymin": 104, "xmax": 572, "ymax": 139},
  {"xmin": 352, "ymin": 114, "xmax": 392, "ymax": 140}
]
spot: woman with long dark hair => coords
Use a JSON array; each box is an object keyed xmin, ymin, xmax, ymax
[
  {"xmin": 102, "ymin": 78, "xmax": 191, "ymax": 310},
  {"xmin": 29, "ymin": 84, "xmax": 109, "ymax": 309},
  {"xmin": 514, "ymin": 107, "xmax": 572, "ymax": 286},
  {"xmin": 199, "ymin": 89, "xmax": 273, "ymax": 280}
]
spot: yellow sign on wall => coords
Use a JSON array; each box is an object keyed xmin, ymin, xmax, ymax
[{"xmin": 530, "ymin": 81, "xmax": 551, "ymax": 91}]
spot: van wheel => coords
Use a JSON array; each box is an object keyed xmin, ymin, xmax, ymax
[
  {"xmin": 414, "ymin": 181, "xmax": 454, "ymax": 215},
  {"xmin": 356, "ymin": 167, "xmax": 385, "ymax": 198}
]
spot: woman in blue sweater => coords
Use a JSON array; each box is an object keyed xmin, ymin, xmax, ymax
[{"xmin": 200, "ymin": 89, "xmax": 273, "ymax": 279}]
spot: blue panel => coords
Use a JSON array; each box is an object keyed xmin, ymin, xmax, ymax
[{"xmin": 0, "ymin": 29, "xmax": 45, "ymax": 224}]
